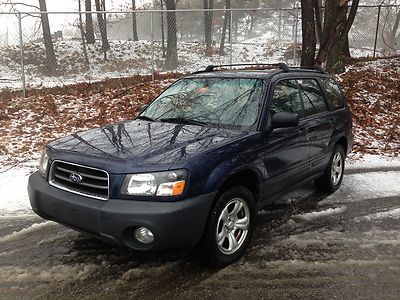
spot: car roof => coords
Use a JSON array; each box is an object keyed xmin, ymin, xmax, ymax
[{"xmin": 186, "ymin": 63, "xmax": 330, "ymax": 80}]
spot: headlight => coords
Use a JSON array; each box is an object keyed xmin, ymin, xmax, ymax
[
  {"xmin": 38, "ymin": 149, "xmax": 49, "ymax": 175},
  {"xmin": 121, "ymin": 169, "xmax": 187, "ymax": 197}
]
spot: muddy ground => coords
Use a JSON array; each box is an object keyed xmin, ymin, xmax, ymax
[{"xmin": 1, "ymin": 168, "xmax": 399, "ymax": 300}]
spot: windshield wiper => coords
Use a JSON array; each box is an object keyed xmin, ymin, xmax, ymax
[
  {"xmin": 136, "ymin": 115, "xmax": 155, "ymax": 122},
  {"xmin": 159, "ymin": 117, "xmax": 207, "ymax": 126}
]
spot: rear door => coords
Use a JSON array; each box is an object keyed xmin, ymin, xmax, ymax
[
  {"xmin": 260, "ymin": 79, "xmax": 310, "ymax": 201},
  {"xmin": 297, "ymin": 78, "xmax": 335, "ymax": 174}
]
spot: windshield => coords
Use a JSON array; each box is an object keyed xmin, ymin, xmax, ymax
[{"xmin": 140, "ymin": 78, "xmax": 267, "ymax": 129}]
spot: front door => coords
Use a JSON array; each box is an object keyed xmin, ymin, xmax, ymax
[{"xmin": 259, "ymin": 79, "xmax": 310, "ymax": 203}]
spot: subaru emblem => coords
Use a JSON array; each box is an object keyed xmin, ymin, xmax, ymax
[{"xmin": 69, "ymin": 173, "xmax": 83, "ymax": 183}]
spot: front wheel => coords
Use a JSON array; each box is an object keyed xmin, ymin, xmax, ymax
[
  {"xmin": 202, "ymin": 186, "xmax": 255, "ymax": 266},
  {"xmin": 315, "ymin": 145, "xmax": 345, "ymax": 193}
]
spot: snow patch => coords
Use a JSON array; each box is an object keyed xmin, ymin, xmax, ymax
[
  {"xmin": 0, "ymin": 264, "xmax": 97, "ymax": 283},
  {"xmin": 359, "ymin": 208, "xmax": 400, "ymax": 221},
  {"xmin": 320, "ymin": 171, "xmax": 400, "ymax": 205},
  {"xmin": 291, "ymin": 206, "xmax": 347, "ymax": 223},
  {"xmin": 347, "ymin": 154, "xmax": 400, "ymax": 169},
  {"xmin": 0, "ymin": 221, "xmax": 57, "ymax": 243},
  {"xmin": 0, "ymin": 167, "xmax": 36, "ymax": 216}
]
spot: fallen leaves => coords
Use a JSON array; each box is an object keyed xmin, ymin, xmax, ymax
[
  {"xmin": 0, "ymin": 74, "xmax": 180, "ymax": 167},
  {"xmin": 339, "ymin": 57, "xmax": 400, "ymax": 156}
]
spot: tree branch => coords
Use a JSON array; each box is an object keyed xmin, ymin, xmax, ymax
[{"xmin": 0, "ymin": 1, "xmax": 39, "ymax": 11}]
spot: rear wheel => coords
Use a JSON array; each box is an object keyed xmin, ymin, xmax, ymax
[
  {"xmin": 315, "ymin": 145, "xmax": 345, "ymax": 193},
  {"xmin": 203, "ymin": 186, "xmax": 255, "ymax": 266}
]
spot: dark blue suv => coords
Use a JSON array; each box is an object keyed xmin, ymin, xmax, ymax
[{"xmin": 28, "ymin": 63, "xmax": 353, "ymax": 265}]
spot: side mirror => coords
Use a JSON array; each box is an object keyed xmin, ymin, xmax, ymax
[
  {"xmin": 271, "ymin": 112, "xmax": 299, "ymax": 129},
  {"xmin": 139, "ymin": 105, "xmax": 148, "ymax": 114}
]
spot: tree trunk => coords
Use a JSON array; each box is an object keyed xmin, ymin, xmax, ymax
[
  {"xmin": 342, "ymin": 34, "xmax": 351, "ymax": 57},
  {"xmin": 131, "ymin": 0, "xmax": 138, "ymax": 41},
  {"xmin": 85, "ymin": 0, "xmax": 95, "ymax": 44},
  {"xmin": 38, "ymin": 0, "xmax": 57, "ymax": 74},
  {"xmin": 95, "ymin": 0, "xmax": 109, "ymax": 59},
  {"xmin": 219, "ymin": 0, "xmax": 231, "ymax": 55},
  {"xmin": 165, "ymin": 0, "xmax": 178, "ymax": 70},
  {"xmin": 78, "ymin": 0, "xmax": 89, "ymax": 66},
  {"xmin": 160, "ymin": 0, "xmax": 166, "ymax": 58},
  {"xmin": 248, "ymin": 13, "xmax": 256, "ymax": 37},
  {"xmin": 314, "ymin": 0, "xmax": 323, "ymax": 44},
  {"xmin": 204, "ymin": 0, "xmax": 213, "ymax": 56},
  {"xmin": 326, "ymin": 0, "xmax": 359, "ymax": 73},
  {"xmin": 301, "ymin": 0, "xmax": 316, "ymax": 67}
]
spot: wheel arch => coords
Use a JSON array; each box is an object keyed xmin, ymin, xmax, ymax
[
  {"xmin": 214, "ymin": 169, "xmax": 261, "ymax": 204},
  {"xmin": 335, "ymin": 136, "xmax": 348, "ymax": 154}
]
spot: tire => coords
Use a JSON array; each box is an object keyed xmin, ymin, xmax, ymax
[
  {"xmin": 202, "ymin": 186, "xmax": 255, "ymax": 266},
  {"xmin": 315, "ymin": 145, "xmax": 345, "ymax": 193}
]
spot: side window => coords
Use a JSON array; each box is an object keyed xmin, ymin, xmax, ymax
[
  {"xmin": 270, "ymin": 80, "xmax": 303, "ymax": 116},
  {"xmin": 298, "ymin": 79, "xmax": 328, "ymax": 117},
  {"xmin": 320, "ymin": 78, "xmax": 344, "ymax": 109}
]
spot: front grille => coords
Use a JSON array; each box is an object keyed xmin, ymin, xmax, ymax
[{"xmin": 49, "ymin": 160, "xmax": 109, "ymax": 200}]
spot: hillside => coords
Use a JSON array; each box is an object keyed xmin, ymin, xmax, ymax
[
  {"xmin": 1, "ymin": 57, "xmax": 399, "ymax": 170},
  {"xmin": 0, "ymin": 39, "xmax": 289, "ymax": 90}
]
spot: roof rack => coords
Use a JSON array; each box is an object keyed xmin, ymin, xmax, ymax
[
  {"xmin": 289, "ymin": 65, "xmax": 326, "ymax": 73},
  {"xmin": 197, "ymin": 63, "xmax": 290, "ymax": 73}
]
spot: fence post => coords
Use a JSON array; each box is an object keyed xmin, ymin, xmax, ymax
[
  {"xmin": 373, "ymin": 5, "xmax": 382, "ymax": 58},
  {"xmin": 229, "ymin": 9, "xmax": 233, "ymax": 67},
  {"xmin": 293, "ymin": 7, "xmax": 299, "ymax": 65},
  {"xmin": 17, "ymin": 12, "xmax": 26, "ymax": 98},
  {"xmin": 150, "ymin": 11, "xmax": 155, "ymax": 81}
]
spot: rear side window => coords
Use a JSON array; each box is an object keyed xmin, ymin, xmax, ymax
[
  {"xmin": 320, "ymin": 78, "xmax": 344, "ymax": 109},
  {"xmin": 270, "ymin": 80, "xmax": 303, "ymax": 116},
  {"xmin": 298, "ymin": 79, "xmax": 328, "ymax": 117}
]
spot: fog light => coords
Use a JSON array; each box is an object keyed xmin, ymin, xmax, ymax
[{"xmin": 134, "ymin": 227, "xmax": 154, "ymax": 244}]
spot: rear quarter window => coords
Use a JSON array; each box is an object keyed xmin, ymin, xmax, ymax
[{"xmin": 320, "ymin": 78, "xmax": 344, "ymax": 109}]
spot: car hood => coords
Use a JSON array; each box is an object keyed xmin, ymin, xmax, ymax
[{"xmin": 48, "ymin": 119, "xmax": 247, "ymax": 166}]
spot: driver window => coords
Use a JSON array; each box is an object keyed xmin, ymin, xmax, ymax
[{"xmin": 270, "ymin": 80, "xmax": 303, "ymax": 117}]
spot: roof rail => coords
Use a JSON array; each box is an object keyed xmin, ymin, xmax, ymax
[
  {"xmin": 195, "ymin": 63, "xmax": 290, "ymax": 73},
  {"xmin": 289, "ymin": 65, "xmax": 326, "ymax": 73}
]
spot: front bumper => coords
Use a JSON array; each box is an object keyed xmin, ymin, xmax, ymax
[{"xmin": 28, "ymin": 171, "xmax": 216, "ymax": 250}]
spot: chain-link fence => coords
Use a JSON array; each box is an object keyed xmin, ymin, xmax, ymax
[{"xmin": 0, "ymin": 5, "xmax": 399, "ymax": 97}]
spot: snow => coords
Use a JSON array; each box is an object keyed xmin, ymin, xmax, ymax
[
  {"xmin": 0, "ymin": 264, "xmax": 98, "ymax": 283},
  {"xmin": 291, "ymin": 206, "xmax": 347, "ymax": 223},
  {"xmin": 0, "ymin": 221, "xmax": 57, "ymax": 243},
  {"xmin": 0, "ymin": 167, "xmax": 36, "ymax": 216},
  {"xmin": 359, "ymin": 208, "xmax": 400, "ymax": 221},
  {"xmin": 347, "ymin": 154, "xmax": 400, "ymax": 170},
  {"xmin": 1, "ymin": 38, "xmax": 389, "ymax": 90},
  {"xmin": 319, "ymin": 171, "xmax": 400, "ymax": 205}
]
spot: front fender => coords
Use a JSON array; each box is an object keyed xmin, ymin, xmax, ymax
[{"xmin": 201, "ymin": 156, "xmax": 265, "ymax": 195}]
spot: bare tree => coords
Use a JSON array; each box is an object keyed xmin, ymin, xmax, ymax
[
  {"xmin": 301, "ymin": 0, "xmax": 360, "ymax": 73},
  {"xmin": 38, "ymin": 0, "xmax": 57, "ymax": 74},
  {"xmin": 204, "ymin": 0, "xmax": 214, "ymax": 55},
  {"xmin": 301, "ymin": 0, "xmax": 316, "ymax": 66},
  {"xmin": 219, "ymin": 0, "xmax": 231, "ymax": 55},
  {"xmin": 95, "ymin": 0, "xmax": 109, "ymax": 60},
  {"xmin": 382, "ymin": 7, "xmax": 400, "ymax": 54},
  {"xmin": 131, "ymin": 0, "xmax": 138, "ymax": 41},
  {"xmin": 85, "ymin": 0, "xmax": 95, "ymax": 44},
  {"xmin": 78, "ymin": 0, "xmax": 89, "ymax": 66},
  {"xmin": 165, "ymin": 0, "xmax": 178, "ymax": 70},
  {"xmin": 320, "ymin": 0, "xmax": 360, "ymax": 73},
  {"xmin": 160, "ymin": 0, "xmax": 166, "ymax": 58}
]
